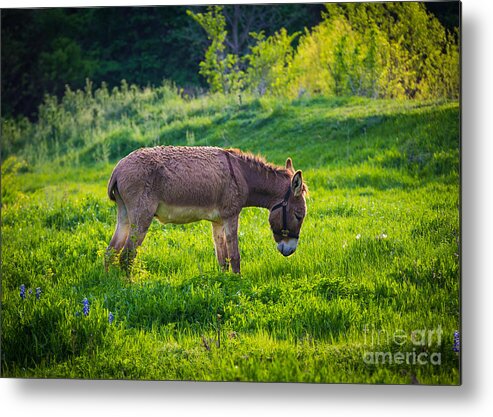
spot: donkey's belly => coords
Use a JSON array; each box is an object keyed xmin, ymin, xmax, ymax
[{"xmin": 155, "ymin": 202, "xmax": 221, "ymax": 224}]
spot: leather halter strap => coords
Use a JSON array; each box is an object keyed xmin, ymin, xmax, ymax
[{"xmin": 270, "ymin": 187, "xmax": 299, "ymax": 239}]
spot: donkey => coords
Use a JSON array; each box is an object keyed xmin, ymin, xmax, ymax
[{"xmin": 105, "ymin": 146, "xmax": 307, "ymax": 274}]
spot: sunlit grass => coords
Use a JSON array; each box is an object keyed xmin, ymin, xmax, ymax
[{"xmin": 1, "ymin": 96, "xmax": 460, "ymax": 384}]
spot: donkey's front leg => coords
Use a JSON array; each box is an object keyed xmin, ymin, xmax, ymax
[
  {"xmin": 212, "ymin": 222, "xmax": 229, "ymax": 271},
  {"xmin": 223, "ymin": 216, "xmax": 241, "ymax": 274}
]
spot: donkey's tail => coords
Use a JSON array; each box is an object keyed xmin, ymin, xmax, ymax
[{"xmin": 107, "ymin": 168, "xmax": 119, "ymax": 202}]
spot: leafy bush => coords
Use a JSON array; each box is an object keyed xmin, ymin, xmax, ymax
[{"xmin": 287, "ymin": 3, "xmax": 459, "ymax": 100}]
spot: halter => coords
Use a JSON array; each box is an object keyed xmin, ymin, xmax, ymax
[{"xmin": 270, "ymin": 187, "xmax": 299, "ymax": 239}]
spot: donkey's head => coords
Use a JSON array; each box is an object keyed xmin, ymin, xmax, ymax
[{"xmin": 269, "ymin": 158, "xmax": 307, "ymax": 257}]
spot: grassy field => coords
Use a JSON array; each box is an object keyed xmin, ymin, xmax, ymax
[{"xmin": 1, "ymin": 92, "xmax": 460, "ymax": 384}]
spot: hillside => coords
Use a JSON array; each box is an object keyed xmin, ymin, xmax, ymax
[{"xmin": 1, "ymin": 93, "xmax": 460, "ymax": 384}]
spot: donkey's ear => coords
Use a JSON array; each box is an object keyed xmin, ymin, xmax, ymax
[
  {"xmin": 291, "ymin": 170, "xmax": 303, "ymax": 197},
  {"xmin": 285, "ymin": 157, "xmax": 295, "ymax": 174}
]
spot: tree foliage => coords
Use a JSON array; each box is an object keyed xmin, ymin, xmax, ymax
[
  {"xmin": 190, "ymin": 2, "xmax": 459, "ymax": 101},
  {"xmin": 245, "ymin": 29, "xmax": 300, "ymax": 97},
  {"xmin": 187, "ymin": 6, "xmax": 244, "ymax": 94},
  {"xmin": 1, "ymin": 5, "xmax": 324, "ymax": 119}
]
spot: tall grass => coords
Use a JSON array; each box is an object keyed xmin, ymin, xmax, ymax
[{"xmin": 1, "ymin": 80, "xmax": 241, "ymax": 166}]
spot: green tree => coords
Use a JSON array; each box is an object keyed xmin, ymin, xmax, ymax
[
  {"xmin": 244, "ymin": 29, "xmax": 299, "ymax": 96},
  {"xmin": 187, "ymin": 6, "xmax": 244, "ymax": 94}
]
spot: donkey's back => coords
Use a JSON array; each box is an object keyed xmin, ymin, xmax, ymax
[{"xmin": 108, "ymin": 146, "xmax": 233, "ymax": 206}]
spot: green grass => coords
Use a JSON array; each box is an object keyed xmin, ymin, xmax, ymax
[{"xmin": 1, "ymin": 94, "xmax": 460, "ymax": 384}]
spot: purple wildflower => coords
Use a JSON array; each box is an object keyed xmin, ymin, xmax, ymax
[
  {"xmin": 36, "ymin": 287, "xmax": 42, "ymax": 300},
  {"xmin": 82, "ymin": 298, "xmax": 90, "ymax": 316},
  {"xmin": 453, "ymin": 330, "xmax": 460, "ymax": 353},
  {"xmin": 108, "ymin": 312, "xmax": 114, "ymax": 324},
  {"xmin": 20, "ymin": 284, "xmax": 26, "ymax": 299}
]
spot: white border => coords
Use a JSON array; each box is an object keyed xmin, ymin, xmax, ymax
[{"xmin": 2, "ymin": 0, "xmax": 492, "ymax": 416}]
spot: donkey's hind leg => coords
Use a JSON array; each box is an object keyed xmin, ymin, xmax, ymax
[
  {"xmin": 105, "ymin": 193, "xmax": 130, "ymax": 271},
  {"xmin": 119, "ymin": 202, "xmax": 157, "ymax": 274}
]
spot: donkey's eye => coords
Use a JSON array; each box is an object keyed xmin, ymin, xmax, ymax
[{"xmin": 294, "ymin": 214, "xmax": 303, "ymax": 221}]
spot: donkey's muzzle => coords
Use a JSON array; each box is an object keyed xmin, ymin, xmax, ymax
[{"xmin": 277, "ymin": 238, "xmax": 298, "ymax": 257}]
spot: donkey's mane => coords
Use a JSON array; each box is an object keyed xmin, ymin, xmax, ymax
[{"xmin": 225, "ymin": 148, "xmax": 290, "ymax": 179}]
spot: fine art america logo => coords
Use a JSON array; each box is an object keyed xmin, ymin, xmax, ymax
[{"xmin": 362, "ymin": 325, "xmax": 444, "ymax": 366}]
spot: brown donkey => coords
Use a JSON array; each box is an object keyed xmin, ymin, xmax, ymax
[{"xmin": 106, "ymin": 146, "xmax": 307, "ymax": 274}]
